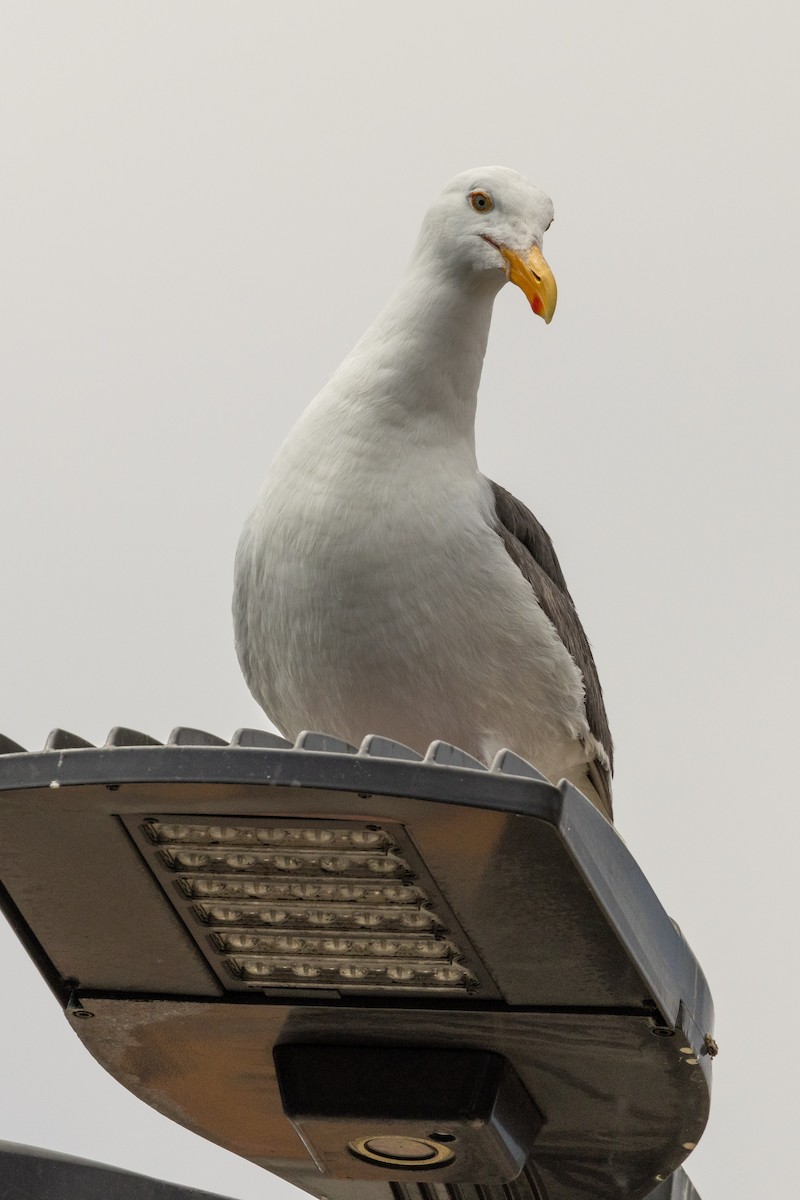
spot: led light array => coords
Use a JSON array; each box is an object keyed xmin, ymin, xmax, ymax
[
  {"xmin": 158, "ymin": 846, "xmax": 409, "ymax": 879},
  {"xmin": 226, "ymin": 956, "xmax": 473, "ymax": 988},
  {"xmin": 212, "ymin": 930, "xmax": 456, "ymax": 958},
  {"xmin": 177, "ymin": 877, "xmax": 427, "ymax": 905},
  {"xmin": 149, "ymin": 822, "xmax": 392, "ymax": 850},
  {"xmin": 139, "ymin": 819, "xmax": 479, "ymax": 994},
  {"xmin": 195, "ymin": 901, "xmax": 440, "ymax": 932}
]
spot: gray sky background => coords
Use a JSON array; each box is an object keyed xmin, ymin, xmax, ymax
[{"xmin": 2, "ymin": 3, "xmax": 798, "ymax": 1197}]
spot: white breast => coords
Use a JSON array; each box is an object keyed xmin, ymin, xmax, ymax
[{"xmin": 234, "ymin": 398, "xmax": 588, "ymax": 777}]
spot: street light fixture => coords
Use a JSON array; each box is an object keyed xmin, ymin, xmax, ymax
[
  {"xmin": 0, "ymin": 726, "xmax": 714, "ymax": 1200},
  {"xmin": 0, "ymin": 1140, "xmax": 238, "ymax": 1200},
  {"xmin": 0, "ymin": 1139, "xmax": 701, "ymax": 1200}
]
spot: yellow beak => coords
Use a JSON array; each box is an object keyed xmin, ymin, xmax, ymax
[{"xmin": 500, "ymin": 244, "xmax": 557, "ymax": 323}]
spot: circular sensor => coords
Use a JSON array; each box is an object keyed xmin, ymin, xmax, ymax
[{"xmin": 348, "ymin": 1135, "xmax": 455, "ymax": 1168}]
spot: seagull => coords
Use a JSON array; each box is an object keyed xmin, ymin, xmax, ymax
[{"xmin": 234, "ymin": 167, "xmax": 613, "ymax": 819}]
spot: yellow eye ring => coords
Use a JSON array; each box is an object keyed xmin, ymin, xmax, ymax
[{"xmin": 469, "ymin": 190, "xmax": 493, "ymax": 213}]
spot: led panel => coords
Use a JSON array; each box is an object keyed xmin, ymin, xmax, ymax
[{"xmin": 124, "ymin": 816, "xmax": 498, "ymax": 997}]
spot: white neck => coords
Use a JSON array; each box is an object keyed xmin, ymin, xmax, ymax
[{"xmin": 321, "ymin": 249, "xmax": 505, "ymax": 454}]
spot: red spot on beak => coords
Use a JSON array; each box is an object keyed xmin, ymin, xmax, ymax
[{"xmin": 531, "ymin": 295, "xmax": 545, "ymax": 317}]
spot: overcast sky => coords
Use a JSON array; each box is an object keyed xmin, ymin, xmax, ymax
[{"xmin": 2, "ymin": 3, "xmax": 798, "ymax": 1197}]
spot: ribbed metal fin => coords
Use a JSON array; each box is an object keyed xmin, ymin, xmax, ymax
[
  {"xmin": 231, "ymin": 728, "xmax": 292, "ymax": 749},
  {"xmin": 424, "ymin": 741, "xmax": 486, "ymax": 771},
  {"xmin": 0, "ymin": 733, "xmax": 26, "ymax": 755},
  {"xmin": 490, "ymin": 749, "xmax": 548, "ymax": 783},
  {"xmin": 105, "ymin": 727, "xmax": 163, "ymax": 747},
  {"xmin": 358, "ymin": 735, "xmax": 423, "ymax": 761},
  {"xmin": 389, "ymin": 1162, "xmax": 545, "ymax": 1200},
  {"xmin": 294, "ymin": 731, "xmax": 356, "ymax": 753},
  {"xmin": 44, "ymin": 729, "xmax": 95, "ymax": 751},
  {"xmin": 166, "ymin": 727, "xmax": 227, "ymax": 747}
]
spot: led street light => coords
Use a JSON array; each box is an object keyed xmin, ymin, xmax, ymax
[
  {"xmin": 0, "ymin": 1140, "xmax": 238, "ymax": 1200},
  {"xmin": 0, "ymin": 725, "xmax": 714, "ymax": 1200}
]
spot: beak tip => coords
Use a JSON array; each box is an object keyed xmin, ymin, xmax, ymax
[{"xmin": 531, "ymin": 296, "xmax": 556, "ymax": 324}]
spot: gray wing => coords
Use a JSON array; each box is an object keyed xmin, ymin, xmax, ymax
[{"xmin": 490, "ymin": 480, "xmax": 613, "ymax": 790}]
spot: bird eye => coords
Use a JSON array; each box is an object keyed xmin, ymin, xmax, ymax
[
  {"xmin": 469, "ymin": 190, "xmax": 493, "ymax": 213},
  {"xmin": 545, "ymin": 218, "xmax": 553, "ymax": 232}
]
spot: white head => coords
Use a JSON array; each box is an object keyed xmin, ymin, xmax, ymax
[{"xmin": 414, "ymin": 166, "xmax": 557, "ymax": 322}]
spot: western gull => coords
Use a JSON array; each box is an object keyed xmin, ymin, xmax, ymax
[{"xmin": 233, "ymin": 166, "xmax": 613, "ymax": 819}]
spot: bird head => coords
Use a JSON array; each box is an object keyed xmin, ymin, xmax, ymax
[{"xmin": 417, "ymin": 166, "xmax": 557, "ymax": 323}]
